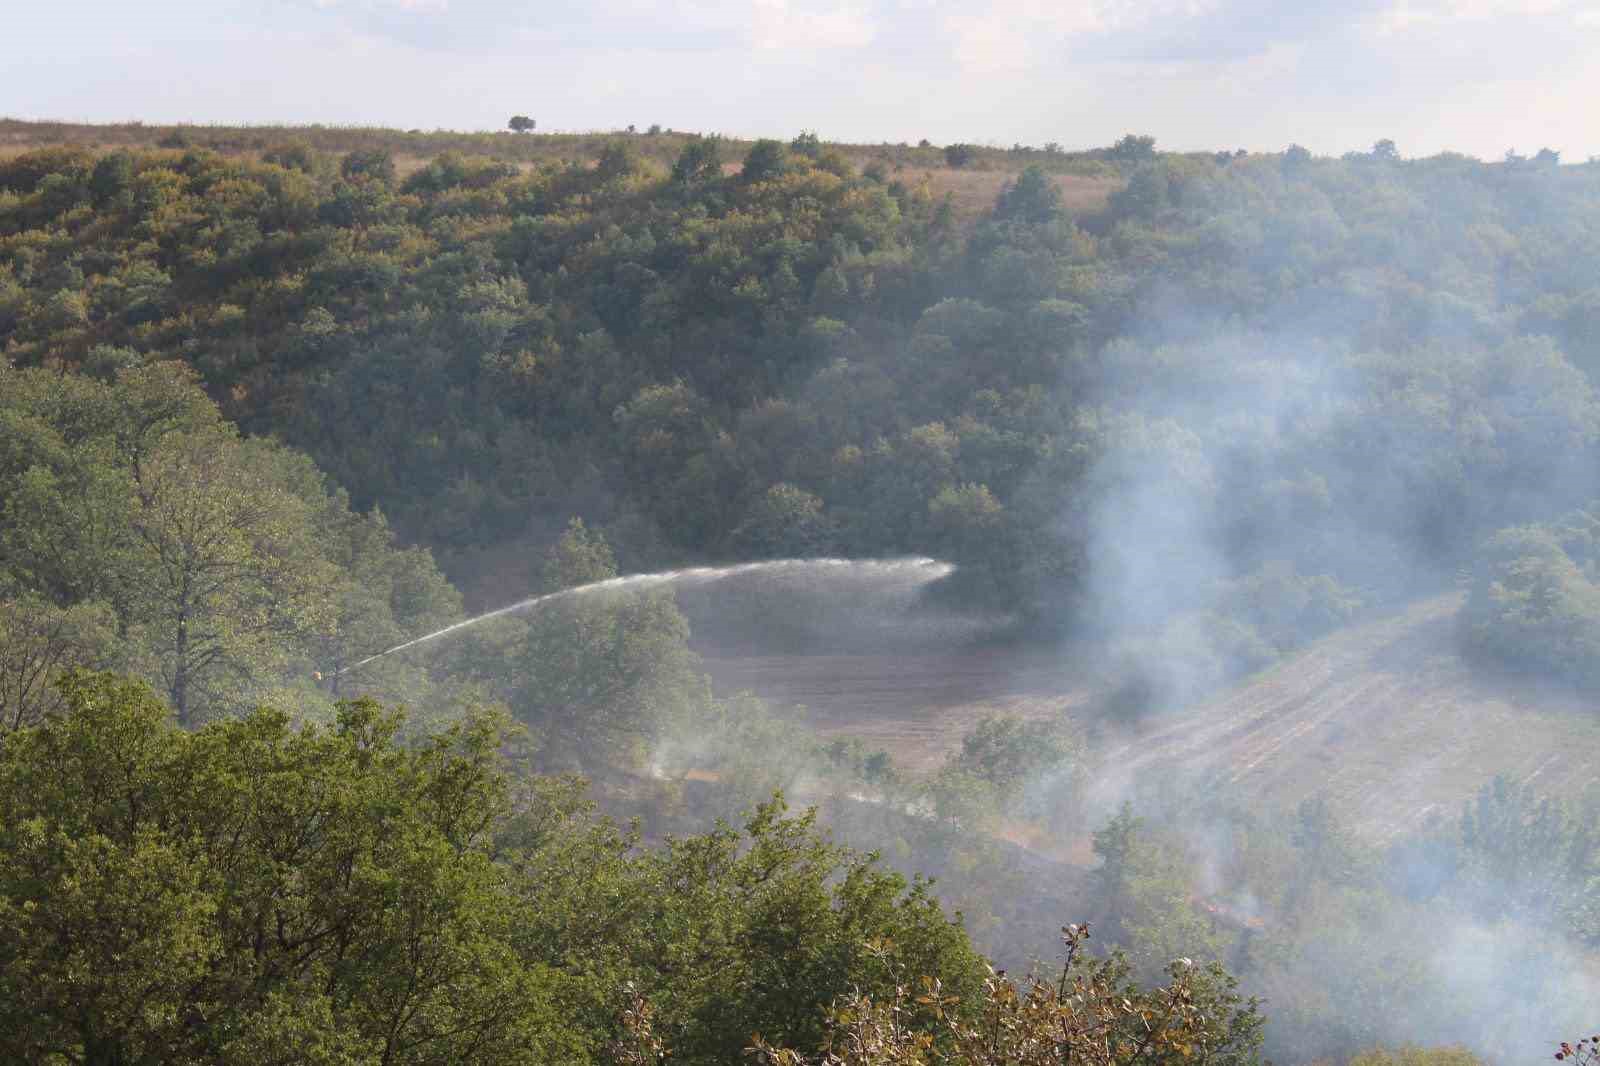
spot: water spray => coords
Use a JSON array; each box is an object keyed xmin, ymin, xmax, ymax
[{"xmin": 330, "ymin": 556, "xmax": 953, "ymax": 679}]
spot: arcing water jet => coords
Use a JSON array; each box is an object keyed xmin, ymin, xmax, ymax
[{"xmin": 333, "ymin": 556, "xmax": 953, "ymax": 678}]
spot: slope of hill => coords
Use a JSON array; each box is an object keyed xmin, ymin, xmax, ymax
[{"xmin": 1098, "ymin": 593, "xmax": 1600, "ymax": 840}]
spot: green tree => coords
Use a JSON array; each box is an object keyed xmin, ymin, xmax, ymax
[
  {"xmin": 467, "ymin": 523, "xmax": 704, "ymax": 770},
  {"xmin": 0, "ymin": 593, "xmax": 116, "ymax": 735},
  {"xmin": 1109, "ymin": 133, "xmax": 1158, "ymax": 162},
  {"xmin": 1093, "ymin": 804, "xmax": 1146, "ymax": 941},
  {"xmin": 952, "ymin": 713, "xmax": 1080, "ymax": 810},
  {"xmin": 509, "ymin": 115, "xmax": 536, "ymax": 133},
  {"xmin": 671, "ymin": 135, "xmax": 723, "ymax": 185},
  {"xmin": 742, "ymin": 139, "xmax": 791, "ymax": 183},
  {"xmin": 88, "ymin": 150, "xmax": 134, "ymax": 206},
  {"xmin": 731, "ymin": 482, "xmax": 836, "ymax": 558},
  {"xmin": 1461, "ymin": 521, "xmax": 1600, "ymax": 689},
  {"xmin": 1457, "ymin": 776, "xmax": 1600, "ymax": 939},
  {"xmin": 610, "ymin": 798, "xmax": 990, "ymax": 1065},
  {"xmin": 993, "ymin": 165, "xmax": 1061, "ymax": 224},
  {"xmin": 0, "ymin": 672, "xmax": 574, "ymax": 1065},
  {"xmin": 125, "ymin": 430, "xmax": 336, "ymax": 724},
  {"xmin": 1370, "ymin": 138, "xmax": 1401, "ymax": 162},
  {"xmin": 306, "ymin": 505, "xmax": 462, "ymax": 709},
  {"xmin": 746, "ymin": 923, "xmax": 1263, "ymax": 1066},
  {"xmin": 1285, "ymin": 795, "xmax": 1364, "ymax": 911},
  {"xmin": 928, "ymin": 482, "xmax": 1005, "ymax": 562},
  {"xmin": 613, "ymin": 381, "xmax": 733, "ymax": 547},
  {"xmin": 544, "ymin": 516, "xmax": 620, "ymax": 590},
  {"xmin": 790, "ymin": 131, "xmax": 823, "ymax": 160},
  {"xmin": 944, "ymin": 143, "xmax": 977, "ymax": 168},
  {"xmin": 0, "ymin": 362, "xmax": 221, "ymax": 612},
  {"xmin": 596, "ymin": 141, "xmax": 641, "ymax": 182},
  {"xmin": 339, "ymin": 148, "xmax": 395, "ymax": 184},
  {"xmin": 0, "ymin": 362, "xmax": 468, "ymax": 725}
]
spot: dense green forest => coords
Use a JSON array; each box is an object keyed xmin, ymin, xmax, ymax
[
  {"xmin": 4, "ymin": 129, "xmax": 1600, "ymax": 1063},
  {"xmin": 4, "ymin": 134, "xmax": 1598, "ymax": 660}
]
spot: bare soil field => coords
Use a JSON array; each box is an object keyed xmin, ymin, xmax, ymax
[
  {"xmin": 700, "ymin": 646, "xmax": 1092, "ymax": 770},
  {"xmin": 704, "ymin": 595, "xmax": 1600, "ymax": 839},
  {"xmin": 1102, "ymin": 593, "xmax": 1600, "ymax": 840}
]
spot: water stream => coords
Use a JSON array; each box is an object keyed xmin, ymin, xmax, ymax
[{"xmin": 335, "ymin": 556, "xmax": 953, "ymax": 676}]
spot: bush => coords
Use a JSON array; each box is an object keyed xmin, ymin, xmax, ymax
[
  {"xmin": 944, "ymin": 143, "xmax": 977, "ymax": 168},
  {"xmin": 340, "ymin": 147, "xmax": 395, "ymax": 184},
  {"xmin": 1461, "ymin": 515, "xmax": 1600, "ymax": 689},
  {"xmin": 742, "ymin": 139, "xmax": 790, "ymax": 183}
]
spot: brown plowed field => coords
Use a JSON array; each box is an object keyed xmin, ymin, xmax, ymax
[
  {"xmin": 700, "ymin": 647, "xmax": 1092, "ymax": 770},
  {"xmin": 1105, "ymin": 593, "xmax": 1600, "ymax": 840},
  {"xmin": 704, "ymin": 595, "xmax": 1600, "ymax": 840}
]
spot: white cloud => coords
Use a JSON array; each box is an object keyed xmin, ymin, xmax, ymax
[
  {"xmin": 309, "ymin": 0, "xmax": 451, "ymax": 9},
  {"xmin": 749, "ymin": 0, "xmax": 878, "ymax": 49},
  {"xmin": 573, "ymin": 0, "xmax": 876, "ymax": 50},
  {"xmin": 938, "ymin": 12, "xmax": 1038, "ymax": 72},
  {"xmin": 953, "ymin": 0, "xmax": 1222, "ymax": 35},
  {"xmin": 1374, "ymin": 0, "xmax": 1579, "ymax": 32},
  {"xmin": 932, "ymin": 0, "xmax": 1228, "ymax": 72}
]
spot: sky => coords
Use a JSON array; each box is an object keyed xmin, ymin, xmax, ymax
[{"xmin": 8, "ymin": 0, "xmax": 1599, "ymax": 160}]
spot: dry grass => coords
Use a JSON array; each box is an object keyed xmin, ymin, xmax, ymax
[{"xmin": 890, "ymin": 166, "xmax": 1119, "ymax": 219}]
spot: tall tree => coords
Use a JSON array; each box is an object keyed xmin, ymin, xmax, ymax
[
  {"xmin": 126, "ymin": 430, "xmax": 334, "ymax": 725},
  {"xmin": 466, "ymin": 521, "xmax": 706, "ymax": 770},
  {"xmin": 0, "ymin": 593, "xmax": 116, "ymax": 735}
]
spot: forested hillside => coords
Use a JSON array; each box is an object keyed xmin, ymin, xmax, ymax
[{"xmin": 4, "ymin": 134, "xmax": 1597, "ymax": 658}]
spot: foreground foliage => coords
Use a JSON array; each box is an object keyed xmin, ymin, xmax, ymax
[
  {"xmin": 0, "ymin": 672, "xmax": 1003, "ymax": 1065},
  {"xmin": 0, "ymin": 672, "xmax": 568, "ymax": 1064},
  {"xmin": 742, "ymin": 924, "xmax": 1262, "ymax": 1066}
]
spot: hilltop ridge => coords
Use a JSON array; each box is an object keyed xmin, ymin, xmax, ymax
[{"xmin": 0, "ymin": 116, "xmax": 1122, "ymax": 224}]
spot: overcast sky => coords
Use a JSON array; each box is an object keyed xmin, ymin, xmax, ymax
[{"xmin": 9, "ymin": 0, "xmax": 1598, "ymax": 159}]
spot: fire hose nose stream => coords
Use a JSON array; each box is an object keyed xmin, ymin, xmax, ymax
[{"xmin": 332, "ymin": 556, "xmax": 954, "ymax": 679}]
